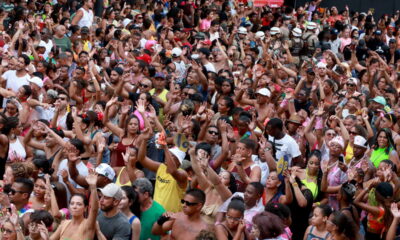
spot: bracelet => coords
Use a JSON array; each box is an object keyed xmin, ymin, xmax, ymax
[{"xmin": 292, "ymin": 182, "xmax": 298, "ymax": 187}]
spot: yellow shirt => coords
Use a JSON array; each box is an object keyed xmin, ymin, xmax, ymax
[
  {"xmin": 154, "ymin": 163, "xmax": 186, "ymax": 213},
  {"xmin": 149, "ymin": 88, "xmax": 169, "ymax": 123},
  {"xmin": 345, "ymin": 144, "xmax": 354, "ymax": 164}
]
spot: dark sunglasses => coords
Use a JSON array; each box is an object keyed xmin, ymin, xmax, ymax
[
  {"xmin": 140, "ymin": 84, "xmax": 149, "ymax": 88},
  {"xmin": 9, "ymin": 189, "xmax": 26, "ymax": 195},
  {"xmin": 0, "ymin": 228, "xmax": 14, "ymax": 234},
  {"xmin": 208, "ymin": 130, "xmax": 219, "ymax": 135},
  {"xmin": 181, "ymin": 199, "xmax": 199, "ymax": 206},
  {"xmin": 347, "ymin": 83, "xmax": 356, "ymax": 87}
]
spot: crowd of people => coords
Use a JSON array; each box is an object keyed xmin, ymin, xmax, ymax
[{"xmin": 0, "ymin": 0, "xmax": 400, "ymax": 239}]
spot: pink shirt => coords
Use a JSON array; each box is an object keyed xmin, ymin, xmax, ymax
[{"xmin": 200, "ymin": 19, "xmax": 211, "ymax": 31}]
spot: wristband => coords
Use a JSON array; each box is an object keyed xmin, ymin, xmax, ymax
[{"xmin": 157, "ymin": 215, "xmax": 171, "ymax": 226}]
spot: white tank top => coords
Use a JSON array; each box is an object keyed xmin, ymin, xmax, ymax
[
  {"xmin": 78, "ymin": 8, "xmax": 94, "ymax": 28},
  {"xmin": 8, "ymin": 137, "xmax": 27, "ymax": 162}
]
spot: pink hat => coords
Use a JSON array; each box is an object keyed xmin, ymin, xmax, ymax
[{"xmin": 145, "ymin": 40, "xmax": 157, "ymax": 52}]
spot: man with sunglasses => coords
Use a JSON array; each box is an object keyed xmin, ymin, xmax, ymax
[
  {"xmin": 8, "ymin": 178, "xmax": 34, "ymax": 216},
  {"xmin": 152, "ymin": 188, "xmax": 209, "ymax": 240}
]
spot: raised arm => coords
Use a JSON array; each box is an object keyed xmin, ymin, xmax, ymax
[
  {"xmin": 85, "ymin": 170, "xmax": 99, "ymax": 236},
  {"xmin": 103, "ymin": 97, "xmax": 124, "ymax": 137},
  {"xmin": 189, "ymin": 148, "xmax": 211, "ymax": 191}
]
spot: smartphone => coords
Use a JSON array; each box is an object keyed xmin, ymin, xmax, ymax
[
  {"xmin": 339, "ymin": 156, "xmax": 344, "ymax": 163},
  {"xmin": 338, "ymin": 98, "xmax": 348, "ymax": 108}
]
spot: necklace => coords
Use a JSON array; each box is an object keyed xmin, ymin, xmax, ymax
[{"xmin": 306, "ymin": 169, "xmax": 317, "ymax": 182}]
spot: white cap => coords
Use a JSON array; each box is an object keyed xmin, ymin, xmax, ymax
[
  {"xmin": 95, "ymin": 163, "xmax": 115, "ymax": 181},
  {"xmin": 122, "ymin": 19, "xmax": 132, "ymax": 28},
  {"xmin": 169, "ymin": 147, "xmax": 186, "ymax": 164},
  {"xmin": 256, "ymin": 88, "xmax": 271, "ymax": 97},
  {"xmin": 171, "ymin": 47, "xmax": 182, "ymax": 57},
  {"xmin": 270, "ymin": 27, "xmax": 281, "ymax": 35},
  {"xmin": 255, "ymin": 31, "xmax": 265, "ymax": 40},
  {"xmin": 292, "ymin": 27, "xmax": 302, "ymax": 37},
  {"xmin": 330, "ymin": 136, "xmax": 344, "ymax": 149},
  {"xmin": 28, "ymin": 77, "xmax": 43, "ymax": 88},
  {"xmin": 316, "ymin": 62, "xmax": 327, "ymax": 69},
  {"xmin": 38, "ymin": 42, "xmax": 47, "ymax": 48},
  {"xmin": 347, "ymin": 77, "xmax": 358, "ymax": 85},
  {"xmin": 307, "ymin": 22, "xmax": 318, "ymax": 30},
  {"xmin": 99, "ymin": 183, "xmax": 123, "ymax": 200},
  {"xmin": 354, "ymin": 135, "xmax": 368, "ymax": 148},
  {"xmin": 238, "ymin": 27, "xmax": 248, "ymax": 35}
]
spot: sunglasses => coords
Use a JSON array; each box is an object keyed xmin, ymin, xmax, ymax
[
  {"xmin": 181, "ymin": 199, "xmax": 199, "ymax": 206},
  {"xmin": 208, "ymin": 130, "xmax": 219, "ymax": 135},
  {"xmin": 326, "ymin": 132, "xmax": 336, "ymax": 136},
  {"xmin": 347, "ymin": 83, "xmax": 355, "ymax": 87},
  {"xmin": 226, "ymin": 215, "xmax": 242, "ymax": 221},
  {"xmin": 0, "ymin": 228, "xmax": 14, "ymax": 234},
  {"xmin": 140, "ymin": 84, "xmax": 149, "ymax": 88},
  {"xmin": 9, "ymin": 189, "xmax": 26, "ymax": 195}
]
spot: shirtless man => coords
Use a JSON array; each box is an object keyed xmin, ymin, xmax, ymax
[{"xmin": 152, "ymin": 189, "xmax": 210, "ymax": 240}]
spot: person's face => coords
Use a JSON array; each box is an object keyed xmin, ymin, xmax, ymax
[
  {"xmin": 99, "ymin": 195, "xmax": 117, "ymax": 212},
  {"xmin": 69, "ymin": 195, "xmax": 86, "ymax": 217},
  {"xmin": 307, "ymin": 156, "xmax": 320, "ymax": 175},
  {"xmin": 9, "ymin": 182, "xmax": 28, "ymax": 204},
  {"xmin": 153, "ymin": 77, "xmax": 166, "ymax": 90},
  {"xmin": 343, "ymin": 118, "xmax": 354, "ymax": 131},
  {"xmin": 236, "ymin": 142, "xmax": 250, "ymax": 158},
  {"xmin": 33, "ymin": 178, "xmax": 46, "ymax": 198},
  {"xmin": 1, "ymin": 222, "xmax": 17, "ymax": 240},
  {"xmin": 181, "ymin": 194, "xmax": 201, "ymax": 216},
  {"xmin": 6, "ymin": 103, "xmax": 17, "ymax": 116},
  {"xmin": 3, "ymin": 166, "xmax": 14, "ymax": 186},
  {"xmin": 225, "ymin": 208, "xmax": 243, "ymax": 229},
  {"xmin": 206, "ymin": 126, "xmax": 219, "ymax": 144},
  {"xmin": 110, "ymin": 71, "xmax": 120, "ymax": 84},
  {"xmin": 221, "ymin": 81, "xmax": 232, "ymax": 94},
  {"xmin": 16, "ymin": 87, "xmax": 26, "ymax": 100},
  {"xmin": 376, "ymin": 162, "xmax": 390, "ymax": 180},
  {"xmin": 118, "ymin": 190, "xmax": 130, "ymax": 210},
  {"xmin": 74, "ymin": 69, "xmax": 85, "ymax": 79},
  {"xmin": 266, "ymin": 171, "xmax": 281, "ymax": 189},
  {"xmin": 353, "ymin": 145, "xmax": 367, "ymax": 159},
  {"xmin": 243, "ymin": 184, "xmax": 259, "ymax": 207},
  {"xmin": 243, "ymin": 55, "xmax": 252, "ymax": 67},
  {"xmin": 318, "ymin": 67, "xmax": 326, "ymax": 75},
  {"xmin": 349, "ymin": 127, "xmax": 358, "ymax": 141},
  {"xmin": 329, "ymin": 142, "xmax": 343, "ymax": 156},
  {"xmin": 127, "ymin": 118, "xmax": 139, "ymax": 135},
  {"xmin": 311, "ymin": 207, "xmax": 327, "ymax": 226},
  {"xmin": 139, "ymin": 80, "xmax": 152, "ymax": 93},
  {"xmin": 217, "ymin": 99, "xmax": 229, "ymax": 114},
  {"xmin": 36, "ymin": 62, "xmax": 45, "ymax": 73},
  {"xmin": 377, "ymin": 131, "xmax": 388, "ymax": 148},
  {"xmin": 219, "ymin": 171, "xmax": 230, "ymax": 186},
  {"xmin": 79, "ymin": 53, "xmax": 89, "ymax": 64},
  {"xmin": 380, "ymin": 117, "xmax": 392, "ymax": 129},
  {"xmin": 296, "ymin": 90, "xmax": 307, "ymax": 103},
  {"xmin": 17, "ymin": 57, "xmax": 26, "ymax": 71}
]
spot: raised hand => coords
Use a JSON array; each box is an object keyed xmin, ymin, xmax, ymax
[
  {"xmin": 148, "ymin": 104, "xmax": 157, "ymax": 119},
  {"xmin": 136, "ymin": 99, "xmax": 146, "ymax": 114},
  {"xmin": 85, "ymin": 169, "xmax": 98, "ymax": 187},
  {"xmin": 61, "ymin": 169, "xmax": 69, "ymax": 182},
  {"xmin": 106, "ymin": 97, "xmax": 118, "ymax": 108},
  {"xmin": 38, "ymin": 221, "xmax": 50, "ymax": 240},
  {"xmin": 391, "ymin": 203, "xmax": 400, "ymax": 219},
  {"xmin": 121, "ymin": 104, "xmax": 131, "ymax": 115}
]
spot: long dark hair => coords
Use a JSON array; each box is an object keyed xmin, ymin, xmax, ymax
[
  {"xmin": 121, "ymin": 186, "xmax": 141, "ymax": 219},
  {"xmin": 374, "ymin": 128, "xmax": 395, "ymax": 155}
]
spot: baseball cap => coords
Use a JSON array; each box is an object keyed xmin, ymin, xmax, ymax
[
  {"xmin": 198, "ymin": 47, "xmax": 211, "ymax": 57},
  {"xmin": 255, "ymin": 31, "xmax": 265, "ymax": 40},
  {"xmin": 316, "ymin": 62, "xmax": 327, "ymax": 69},
  {"xmin": 374, "ymin": 30, "xmax": 382, "ymax": 35},
  {"xmin": 370, "ymin": 96, "xmax": 387, "ymax": 106},
  {"xmin": 95, "ymin": 163, "xmax": 115, "ymax": 181},
  {"xmin": 154, "ymin": 72, "xmax": 166, "ymax": 79},
  {"xmin": 238, "ymin": 27, "xmax": 247, "ymax": 35},
  {"xmin": 306, "ymin": 68, "xmax": 315, "ymax": 74},
  {"xmin": 123, "ymin": 19, "xmax": 132, "ymax": 28},
  {"xmin": 136, "ymin": 54, "xmax": 152, "ymax": 64},
  {"xmin": 256, "ymin": 88, "xmax": 271, "ymax": 97},
  {"xmin": 169, "ymin": 147, "xmax": 186, "ymax": 164},
  {"xmin": 287, "ymin": 114, "xmax": 302, "ymax": 125},
  {"xmin": 389, "ymin": 38, "xmax": 396, "ymax": 44},
  {"xmin": 194, "ymin": 32, "xmax": 206, "ymax": 40},
  {"xmin": 28, "ymin": 77, "xmax": 43, "ymax": 88},
  {"xmin": 330, "ymin": 28, "xmax": 339, "ymax": 35},
  {"xmin": 99, "ymin": 183, "xmax": 123, "ymax": 200},
  {"xmin": 307, "ymin": 22, "xmax": 318, "ymax": 30},
  {"xmin": 292, "ymin": 28, "xmax": 302, "ymax": 37},
  {"xmin": 330, "ymin": 136, "xmax": 344, "ymax": 149},
  {"xmin": 270, "ymin": 27, "xmax": 281, "ymax": 35},
  {"xmin": 145, "ymin": 40, "xmax": 157, "ymax": 51},
  {"xmin": 171, "ymin": 47, "xmax": 182, "ymax": 57},
  {"xmin": 354, "ymin": 135, "xmax": 368, "ymax": 148}
]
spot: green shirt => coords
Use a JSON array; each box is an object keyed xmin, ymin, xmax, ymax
[
  {"xmin": 54, "ymin": 36, "xmax": 71, "ymax": 52},
  {"xmin": 370, "ymin": 147, "xmax": 391, "ymax": 168},
  {"xmin": 140, "ymin": 200, "xmax": 165, "ymax": 240}
]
